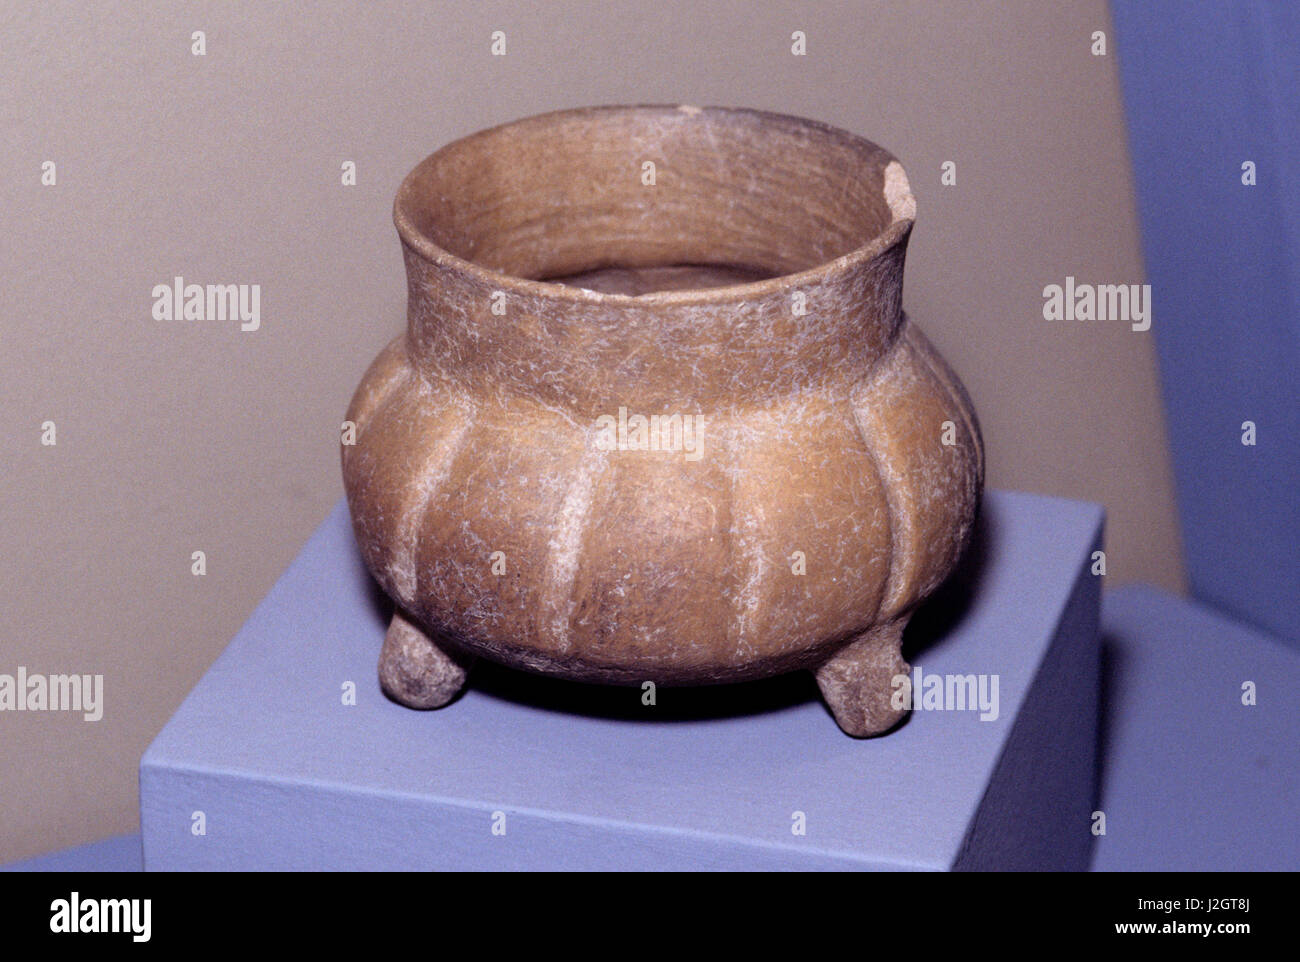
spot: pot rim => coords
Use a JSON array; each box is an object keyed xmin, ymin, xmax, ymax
[{"xmin": 392, "ymin": 103, "xmax": 916, "ymax": 307}]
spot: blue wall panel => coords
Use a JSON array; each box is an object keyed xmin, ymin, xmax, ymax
[{"xmin": 1111, "ymin": 0, "xmax": 1299, "ymax": 644}]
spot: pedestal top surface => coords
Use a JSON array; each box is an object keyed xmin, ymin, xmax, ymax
[{"xmin": 143, "ymin": 490, "xmax": 1103, "ymax": 869}]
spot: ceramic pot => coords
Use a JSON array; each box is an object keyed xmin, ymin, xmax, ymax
[{"xmin": 342, "ymin": 105, "xmax": 984, "ymax": 736}]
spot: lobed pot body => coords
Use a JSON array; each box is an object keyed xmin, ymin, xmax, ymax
[{"xmin": 342, "ymin": 105, "xmax": 984, "ymax": 735}]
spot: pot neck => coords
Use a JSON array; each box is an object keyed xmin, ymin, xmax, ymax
[
  {"xmin": 392, "ymin": 105, "xmax": 916, "ymax": 414},
  {"xmin": 401, "ymin": 228, "xmax": 909, "ymax": 414}
]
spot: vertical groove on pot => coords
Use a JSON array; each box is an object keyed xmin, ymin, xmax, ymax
[
  {"xmin": 541, "ymin": 441, "xmax": 608, "ymax": 655},
  {"xmin": 848, "ymin": 405, "xmax": 900, "ymax": 629},
  {"xmin": 390, "ymin": 386, "xmax": 476, "ymax": 605},
  {"xmin": 902, "ymin": 323, "xmax": 986, "ymax": 490},
  {"xmin": 725, "ymin": 433, "xmax": 769, "ymax": 660},
  {"xmin": 850, "ymin": 328, "xmax": 983, "ymax": 621}
]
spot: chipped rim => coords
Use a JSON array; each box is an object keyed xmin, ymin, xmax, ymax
[{"xmin": 393, "ymin": 104, "xmax": 916, "ymax": 307}]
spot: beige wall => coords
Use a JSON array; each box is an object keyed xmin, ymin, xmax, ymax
[{"xmin": 0, "ymin": 0, "xmax": 1183, "ymax": 863}]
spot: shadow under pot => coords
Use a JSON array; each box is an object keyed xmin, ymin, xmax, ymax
[{"xmin": 341, "ymin": 104, "xmax": 985, "ymax": 737}]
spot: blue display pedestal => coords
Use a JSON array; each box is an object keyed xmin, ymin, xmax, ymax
[
  {"xmin": 140, "ymin": 491, "xmax": 1103, "ymax": 871},
  {"xmin": 1094, "ymin": 585, "xmax": 1300, "ymax": 871}
]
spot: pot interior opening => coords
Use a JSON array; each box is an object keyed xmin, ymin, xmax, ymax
[
  {"xmin": 544, "ymin": 262, "xmax": 775, "ymax": 295},
  {"xmin": 397, "ymin": 106, "xmax": 907, "ymax": 295}
]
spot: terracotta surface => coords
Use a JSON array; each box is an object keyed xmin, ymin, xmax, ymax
[{"xmin": 342, "ymin": 105, "xmax": 984, "ymax": 736}]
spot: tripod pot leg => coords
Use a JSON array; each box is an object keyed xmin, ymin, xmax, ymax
[
  {"xmin": 379, "ymin": 609, "xmax": 474, "ymax": 709},
  {"xmin": 814, "ymin": 618, "xmax": 910, "ymax": 737}
]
